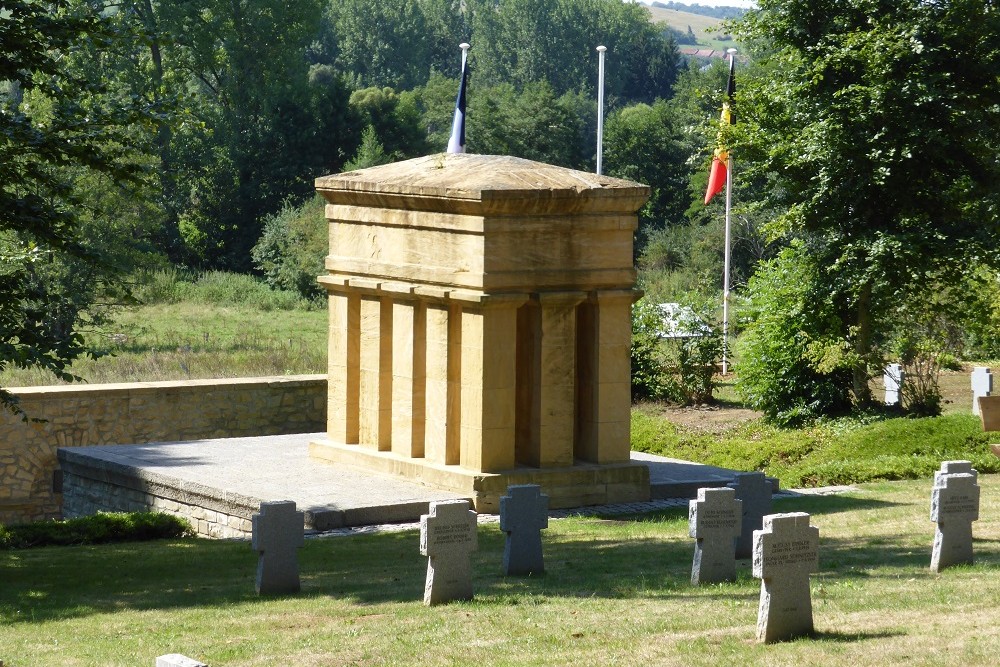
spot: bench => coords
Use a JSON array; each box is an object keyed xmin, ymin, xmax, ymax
[{"xmin": 977, "ymin": 396, "xmax": 1000, "ymax": 457}]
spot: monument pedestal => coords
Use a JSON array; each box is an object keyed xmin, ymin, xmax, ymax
[
  {"xmin": 309, "ymin": 438, "xmax": 648, "ymax": 512},
  {"xmin": 311, "ymin": 154, "xmax": 651, "ymax": 509}
]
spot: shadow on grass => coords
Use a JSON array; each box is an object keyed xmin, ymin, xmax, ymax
[
  {"xmin": 3, "ymin": 504, "xmax": 997, "ymax": 625},
  {"xmin": 811, "ymin": 629, "xmax": 907, "ymax": 643}
]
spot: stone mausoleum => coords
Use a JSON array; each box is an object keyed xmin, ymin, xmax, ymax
[{"xmin": 309, "ymin": 153, "xmax": 651, "ymax": 511}]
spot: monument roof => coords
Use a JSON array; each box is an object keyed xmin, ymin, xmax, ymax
[{"xmin": 315, "ymin": 153, "xmax": 650, "ymax": 215}]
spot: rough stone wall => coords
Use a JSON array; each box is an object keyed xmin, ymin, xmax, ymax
[
  {"xmin": 61, "ymin": 471, "xmax": 253, "ymax": 539},
  {"xmin": 0, "ymin": 375, "xmax": 326, "ymax": 525}
]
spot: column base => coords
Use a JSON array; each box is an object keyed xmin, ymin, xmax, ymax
[{"xmin": 309, "ymin": 438, "xmax": 650, "ymax": 513}]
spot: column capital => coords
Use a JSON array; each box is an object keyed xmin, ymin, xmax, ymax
[
  {"xmin": 537, "ymin": 291, "xmax": 588, "ymax": 307},
  {"xmin": 590, "ymin": 288, "xmax": 643, "ymax": 305}
]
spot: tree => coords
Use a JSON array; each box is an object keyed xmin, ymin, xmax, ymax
[
  {"xmin": 735, "ymin": 0, "xmax": 1000, "ymax": 411},
  {"xmin": 603, "ymin": 101, "xmax": 690, "ymax": 245},
  {"xmin": 1, "ymin": 0, "xmax": 160, "ymax": 413},
  {"xmin": 468, "ymin": 0, "xmax": 680, "ymax": 103}
]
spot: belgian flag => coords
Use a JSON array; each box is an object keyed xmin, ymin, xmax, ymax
[{"xmin": 704, "ymin": 54, "xmax": 736, "ymax": 205}]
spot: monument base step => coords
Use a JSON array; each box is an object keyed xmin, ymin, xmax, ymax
[
  {"xmin": 57, "ymin": 443, "xmax": 463, "ymax": 538},
  {"xmin": 308, "ymin": 438, "xmax": 651, "ymax": 513}
]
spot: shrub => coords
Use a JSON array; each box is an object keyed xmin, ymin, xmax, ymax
[
  {"xmin": 251, "ymin": 195, "xmax": 328, "ymax": 302},
  {"xmin": 736, "ymin": 246, "xmax": 853, "ymax": 425},
  {"xmin": 0, "ymin": 512, "xmax": 194, "ymax": 550},
  {"xmin": 631, "ymin": 299, "xmax": 722, "ymax": 405},
  {"xmin": 631, "ymin": 299, "xmax": 674, "ymax": 401}
]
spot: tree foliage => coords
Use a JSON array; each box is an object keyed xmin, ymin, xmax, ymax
[
  {"xmin": 735, "ymin": 0, "xmax": 1000, "ymax": 413},
  {"xmin": 1, "ymin": 0, "xmax": 161, "ymax": 412}
]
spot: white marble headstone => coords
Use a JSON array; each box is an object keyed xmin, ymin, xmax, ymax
[
  {"xmin": 500, "ymin": 484, "xmax": 549, "ymax": 576},
  {"xmin": 251, "ymin": 500, "xmax": 305, "ymax": 595},
  {"xmin": 420, "ymin": 499, "xmax": 478, "ymax": 605},
  {"xmin": 689, "ymin": 487, "xmax": 742, "ymax": 584},
  {"xmin": 883, "ymin": 363, "xmax": 904, "ymax": 406},
  {"xmin": 156, "ymin": 654, "xmax": 208, "ymax": 667},
  {"xmin": 930, "ymin": 472, "xmax": 979, "ymax": 572},
  {"xmin": 971, "ymin": 367, "xmax": 992, "ymax": 415},
  {"xmin": 753, "ymin": 512, "xmax": 819, "ymax": 643}
]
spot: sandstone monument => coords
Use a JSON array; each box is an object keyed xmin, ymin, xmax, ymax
[{"xmin": 309, "ymin": 153, "xmax": 651, "ymax": 510}]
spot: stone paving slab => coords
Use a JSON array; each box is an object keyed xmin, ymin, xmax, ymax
[{"xmin": 59, "ymin": 433, "xmax": 798, "ymax": 532}]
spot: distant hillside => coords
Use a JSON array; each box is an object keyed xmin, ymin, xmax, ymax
[
  {"xmin": 645, "ymin": 4, "xmax": 739, "ymax": 53},
  {"xmin": 649, "ymin": 2, "xmax": 747, "ymax": 20}
]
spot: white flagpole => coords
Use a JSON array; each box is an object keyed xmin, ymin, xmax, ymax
[
  {"xmin": 446, "ymin": 43, "xmax": 471, "ymax": 154},
  {"xmin": 722, "ymin": 47, "xmax": 737, "ymax": 376},
  {"xmin": 596, "ymin": 45, "xmax": 607, "ymax": 175}
]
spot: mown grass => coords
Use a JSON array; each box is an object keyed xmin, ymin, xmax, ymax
[
  {"xmin": 2, "ymin": 478, "xmax": 999, "ymax": 666},
  {"xmin": 632, "ymin": 406, "xmax": 1000, "ymax": 488}
]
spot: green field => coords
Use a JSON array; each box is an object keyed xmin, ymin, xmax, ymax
[{"xmin": 646, "ymin": 6, "xmax": 738, "ymax": 51}]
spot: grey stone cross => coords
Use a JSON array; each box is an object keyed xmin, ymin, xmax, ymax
[
  {"xmin": 753, "ymin": 512, "xmax": 819, "ymax": 643},
  {"xmin": 420, "ymin": 499, "xmax": 478, "ymax": 605},
  {"xmin": 500, "ymin": 484, "xmax": 549, "ymax": 576},
  {"xmin": 251, "ymin": 500, "xmax": 305, "ymax": 595},
  {"xmin": 930, "ymin": 471, "xmax": 979, "ymax": 572},
  {"xmin": 689, "ymin": 486, "xmax": 742, "ymax": 585},
  {"xmin": 728, "ymin": 471, "xmax": 772, "ymax": 559}
]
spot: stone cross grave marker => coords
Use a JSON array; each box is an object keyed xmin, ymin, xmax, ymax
[
  {"xmin": 156, "ymin": 655, "xmax": 208, "ymax": 667},
  {"xmin": 500, "ymin": 484, "xmax": 549, "ymax": 575},
  {"xmin": 972, "ymin": 367, "xmax": 992, "ymax": 415},
  {"xmin": 728, "ymin": 471, "xmax": 772, "ymax": 559},
  {"xmin": 883, "ymin": 363, "xmax": 904, "ymax": 406},
  {"xmin": 930, "ymin": 472, "xmax": 980, "ymax": 572},
  {"xmin": 420, "ymin": 499, "xmax": 478, "ymax": 605},
  {"xmin": 934, "ymin": 460, "xmax": 977, "ymax": 485},
  {"xmin": 251, "ymin": 500, "xmax": 304, "ymax": 595},
  {"xmin": 689, "ymin": 486, "xmax": 742, "ymax": 585},
  {"xmin": 753, "ymin": 512, "xmax": 820, "ymax": 643}
]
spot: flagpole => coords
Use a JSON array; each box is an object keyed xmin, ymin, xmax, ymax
[
  {"xmin": 596, "ymin": 45, "xmax": 607, "ymax": 175},
  {"xmin": 446, "ymin": 43, "xmax": 471, "ymax": 154},
  {"xmin": 722, "ymin": 47, "xmax": 737, "ymax": 376}
]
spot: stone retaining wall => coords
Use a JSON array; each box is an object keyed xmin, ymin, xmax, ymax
[
  {"xmin": 63, "ymin": 464, "xmax": 260, "ymax": 539},
  {"xmin": 0, "ymin": 375, "xmax": 326, "ymax": 525}
]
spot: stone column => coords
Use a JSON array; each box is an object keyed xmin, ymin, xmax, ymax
[
  {"xmin": 459, "ymin": 295, "xmax": 524, "ymax": 472},
  {"xmin": 577, "ymin": 290, "xmax": 635, "ymax": 464},
  {"xmin": 536, "ymin": 291, "xmax": 586, "ymax": 467},
  {"xmin": 424, "ymin": 300, "xmax": 460, "ymax": 466},
  {"xmin": 359, "ymin": 294, "xmax": 392, "ymax": 451},
  {"xmin": 392, "ymin": 298, "xmax": 426, "ymax": 458},
  {"xmin": 327, "ymin": 288, "xmax": 360, "ymax": 444}
]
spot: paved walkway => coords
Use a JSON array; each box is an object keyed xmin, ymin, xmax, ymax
[{"xmin": 62, "ymin": 433, "xmax": 848, "ymax": 533}]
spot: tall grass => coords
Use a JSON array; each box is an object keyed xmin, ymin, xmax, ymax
[{"xmin": 0, "ymin": 270, "xmax": 327, "ymax": 387}]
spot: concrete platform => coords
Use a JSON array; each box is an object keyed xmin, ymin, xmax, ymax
[{"xmin": 58, "ymin": 433, "xmax": 772, "ymax": 538}]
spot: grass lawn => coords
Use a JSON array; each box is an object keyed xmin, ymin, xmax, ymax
[{"xmin": 2, "ymin": 477, "xmax": 1000, "ymax": 666}]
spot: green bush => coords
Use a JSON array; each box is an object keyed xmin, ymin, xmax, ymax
[
  {"xmin": 631, "ymin": 300, "xmax": 674, "ymax": 401},
  {"xmin": 631, "ymin": 409, "xmax": 999, "ymax": 489},
  {"xmin": 735, "ymin": 246, "xmax": 853, "ymax": 425},
  {"xmin": 251, "ymin": 195, "xmax": 328, "ymax": 302},
  {"xmin": 0, "ymin": 512, "xmax": 194, "ymax": 550}
]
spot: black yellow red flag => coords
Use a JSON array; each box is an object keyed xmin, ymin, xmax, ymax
[{"xmin": 704, "ymin": 55, "xmax": 736, "ymax": 205}]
